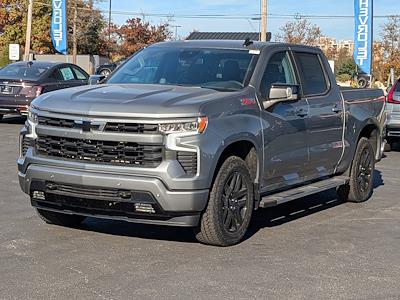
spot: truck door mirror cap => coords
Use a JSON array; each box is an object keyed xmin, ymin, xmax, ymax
[
  {"xmin": 264, "ymin": 84, "xmax": 300, "ymax": 109},
  {"xmin": 269, "ymin": 84, "xmax": 300, "ymax": 101},
  {"xmin": 88, "ymin": 75, "xmax": 106, "ymax": 85}
]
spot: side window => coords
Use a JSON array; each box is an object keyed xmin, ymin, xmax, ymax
[
  {"xmin": 72, "ymin": 67, "xmax": 88, "ymax": 80},
  {"xmin": 59, "ymin": 67, "xmax": 75, "ymax": 81},
  {"xmin": 261, "ymin": 52, "xmax": 295, "ymax": 98},
  {"xmin": 48, "ymin": 69, "xmax": 62, "ymax": 81},
  {"xmin": 294, "ymin": 52, "xmax": 328, "ymax": 96}
]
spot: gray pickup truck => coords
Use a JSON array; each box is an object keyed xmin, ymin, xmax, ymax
[{"xmin": 18, "ymin": 40, "xmax": 386, "ymax": 246}]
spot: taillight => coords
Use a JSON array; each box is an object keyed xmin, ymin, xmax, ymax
[
  {"xmin": 19, "ymin": 85, "xmax": 43, "ymax": 98},
  {"xmin": 387, "ymin": 83, "xmax": 400, "ymax": 104}
]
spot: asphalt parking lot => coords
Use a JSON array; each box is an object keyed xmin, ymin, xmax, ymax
[{"xmin": 1, "ymin": 116, "xmax": 400, "ymax": 300}]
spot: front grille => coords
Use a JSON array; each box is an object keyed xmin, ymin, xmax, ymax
[
  {"xmin": 38, "ymin": 116, "xmax": 75, "ymax": 128},
  {"xmin": 35, "ymin": 135, "xmax": 163, "ymax": 167},
  {"xmin": 177, "ymin": 151, "xmax": 198, "ymax": 175},
  {"xmin": 43, "ymin": 182, "xmax": 156, "ymax": 202},
  {"xmin": 104, "ymin": 123, "xmax": 158, "ymax": 134},
  {"xmin": 30, "ymin": 181, "xmax": 168, "ymax": 219},
  {"xmin": 38, "ymin": 116, "xmax": 159, "ymax": 134}
]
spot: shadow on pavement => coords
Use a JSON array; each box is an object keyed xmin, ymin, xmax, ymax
[
  {"xmin": 0, "ymin": 115, "xmax": 26, "ymax": 125},
  {"xmin": 72, "ymin": 171, "xmax": 384, "ymax": 245}
]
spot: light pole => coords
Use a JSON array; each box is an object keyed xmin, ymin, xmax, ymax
[
  {"xmin": 260, "ymin": 0, "xmax": 268, "ymax": 42},
  {"xmin": 172, "ymin": 25, "xmax": 182, "ymax": 40},
  {"xmin": 24, "ymin": 0, "xmax": 34, "ymax": 61}
]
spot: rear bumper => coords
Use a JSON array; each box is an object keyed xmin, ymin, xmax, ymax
[
  {"xmin": 386, "ymin": 124, "xmax": 400, "ymax": 138},
  {"xmin": 0, "ymin": 96, "xmax": 33, "ymax": 115},
  {"xmin": 386, "ymin": 110, "xmax": 400, "ymax": 136},
  {"xmin": 0, "ymin": 104, "xmax": 30, "ymax": 115},
  {"xmin": 18, "ymin": 164, "xmax": 209, "ymax": 227}
]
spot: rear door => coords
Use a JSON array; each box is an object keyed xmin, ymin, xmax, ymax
[
  {"xmin": 259, "ymin": 50, "xmax": 311, "ymax": 191},
  {"xmin": 58, "ymin": 65, "xmax": 79, "ymax": 89},
  {"xmin": 293, "ymin": 50, "xmax": 344, "ymax": 179}
]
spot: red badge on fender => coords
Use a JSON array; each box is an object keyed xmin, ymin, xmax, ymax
[{"xmin": 241, "ymin": 98, "xmax": 257, "ymax": 106}]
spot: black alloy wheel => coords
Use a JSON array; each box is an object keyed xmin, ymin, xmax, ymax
[{"xmin": 221, "ymin": 171, "xmax": 249, "ymax": 233}]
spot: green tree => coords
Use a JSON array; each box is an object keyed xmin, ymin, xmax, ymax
[
  {"xmin": 337, "ymin": 57, "xmax": 357, "ymax": 76},
  {"xmin": 0, "ymin": 0, "xmax": 53, "ymax": 65},
  {"xmin": 66, "ymin": 0, "xmax": 106, "ymax": 55}
]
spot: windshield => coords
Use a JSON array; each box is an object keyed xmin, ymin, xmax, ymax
[
  {"xmin": 0, "ymin": 63, "xmax": 50, "ymax": 80},
  {"xmin": 107, "ymin": 47, "xmax": 258, "ymax": 91}
]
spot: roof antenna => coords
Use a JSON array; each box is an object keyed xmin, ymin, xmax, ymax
[{"xmin": 243, "ymin": 38, "xmax": 253, "ymax": 47}]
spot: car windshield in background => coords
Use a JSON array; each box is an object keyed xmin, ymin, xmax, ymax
[
  {"xmin": 107, "ymin": 47, "xmax": 257, "ymax": 91},
  {"xmin": 0, "ymin": 63, "xmax": 50, "ymax": 80}
]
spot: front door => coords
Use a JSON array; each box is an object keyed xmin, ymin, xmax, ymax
[{"xmin": 259, "ymin": 51, "xmax": 310, "ymax": 192}]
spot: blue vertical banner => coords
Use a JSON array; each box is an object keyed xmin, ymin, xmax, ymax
[
  {"xmin": 51, "ymin": 0, "xmax": 68, "ymax": 55},
  {"xmin": 354, "ymin": 0, "xmax": 373, "ymax": 75}
]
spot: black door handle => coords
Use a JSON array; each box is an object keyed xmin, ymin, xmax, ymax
[
  {"xmin": 332, "ymin": 104, "xmax": 342, "ymax": 113},
  {"xmin": 295, "ymin": 108, "xmax": 308, "ymax": 117}
]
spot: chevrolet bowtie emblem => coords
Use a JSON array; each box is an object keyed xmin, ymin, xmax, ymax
[{"xmin": 74, "ymin": 120, "xmax": 99, "ymax": 132}]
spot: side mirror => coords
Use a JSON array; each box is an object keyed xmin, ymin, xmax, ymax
[
  {"xmin": 88, "ymin": 75, "xmax": 106, "ymax": 85},
  {"xmin": 264, "ymin": 84, "xmax": 300, "ymax": 109}
]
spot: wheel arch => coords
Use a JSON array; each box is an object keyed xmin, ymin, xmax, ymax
[
  {"xmin": 210, "ymin": 138, "xmax": 261, "ymax": 187},
  {"xmin": 357, "ymin": 120, "xmax": 381, "ymax": 161}
]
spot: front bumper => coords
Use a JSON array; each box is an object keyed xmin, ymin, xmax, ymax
[{"xmin": 18, "ymin": 164, "xmax": 209, "ymax": 227}]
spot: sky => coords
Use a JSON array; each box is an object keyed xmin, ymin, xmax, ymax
[{"xmin": 96, "ymin": 0, "xmax": 398, "ymax": 41}]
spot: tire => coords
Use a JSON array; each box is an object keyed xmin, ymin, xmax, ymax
[
  {"xmin": 358, "ymin": 78, "xmax": 368, "ymax": 88},
  {"xmin": 36, "ymin": 208, "xmax": 86, "ymax": 227},
  {"xmin": 99, "ymin": 69, "xmax": 111, "ymax": 77},
  {"xmin": 195, "ymin": 156, "xmax": 254, "ymax": 246},
  {"xmin": 337, "ymin": 137, "xmax": 375, "ymax": 203},
  {"xmin": 0, "ymin": 114, "xmax": 3, "ymax": 122},
  {"xmin": 384, "ymin": 140, "xmax": 392, "ymax": 152}
]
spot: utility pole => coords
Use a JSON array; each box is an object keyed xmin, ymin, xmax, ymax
[
  {"xmin": 172, "ymin": 25, "xmax": 182, "ymax": 40},
  {"xmin": 24, "ymin": 0, "xmax": 34, "ymax": 61},
  {"xmin": 72, "ymin": 0, "xmax": 78, "ymax": 64},
  {"xmin": 108, "ymin": 0, "xmax": 112, "ymax": 41},
  {"xmin": 260, "ymin": 0, "xmax": 268, "ymax": 42}
]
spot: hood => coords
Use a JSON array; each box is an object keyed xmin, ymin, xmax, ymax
[{"xmin": 32, "ymin": 84, "xmax": 227, "ymax": 118}]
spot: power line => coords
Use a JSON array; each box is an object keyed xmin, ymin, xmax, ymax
[{"xmin": 4, "ymin": 2, "xmax": 399, "ymax": 21}]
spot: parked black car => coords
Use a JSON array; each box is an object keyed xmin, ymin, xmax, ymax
[
  {"xmin": 95, "ymin": 58, "xmax": 126, "ymax": 77},
  {"xmin": 0, "ymin": 61, "xmax": 89, "ymax": 120}
]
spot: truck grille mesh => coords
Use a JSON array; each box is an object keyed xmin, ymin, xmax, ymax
[
  {"xmin": 38, "ymin": 116, "xmax": 159, "ymax": 133},
  {"xmin": 35, "ymin": 135, "xmax": 163, "ymax": 167}
]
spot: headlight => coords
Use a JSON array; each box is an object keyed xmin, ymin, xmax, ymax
[
  {"xmin": 28, "ymin": 111, "xmax": 38, "ymax": 124},
  {"xmin": 159, "ymin": 117, "xmax": 208, "ymax": 134}
]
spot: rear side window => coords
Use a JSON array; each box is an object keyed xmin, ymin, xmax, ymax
[
  {"xmin": 294, "ymin": 52, "xmax": 329, "ymax": 96},
  {"xmin": 72, "ymin": 67, "xmax": 88, "ymax": 80},
  {"xmin": 395, "ymin": 81, "xmax": 400, "ymax": 92}
]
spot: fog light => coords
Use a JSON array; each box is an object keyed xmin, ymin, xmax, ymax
[
  {"xmin": 32, "ymin": 191, "xmax": 45, "ymax": 200},
  {"xmin": 134, "ymin": 203, "xmax": 156, "ymax": 214}
]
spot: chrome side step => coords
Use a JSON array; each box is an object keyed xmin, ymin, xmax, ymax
[{"xmin": 259, "ymin": 176, "xmax": 349, "ymax": 208}]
